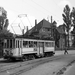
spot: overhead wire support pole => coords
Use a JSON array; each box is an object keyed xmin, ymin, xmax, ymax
[{"xmin": 11, "ymin": 25, "xmax": 16, "ymax": 35}]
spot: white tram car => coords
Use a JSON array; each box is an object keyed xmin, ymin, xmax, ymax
[{"xmin": 3, "ymin": 37, "xmax": 55, "ymax": 61}]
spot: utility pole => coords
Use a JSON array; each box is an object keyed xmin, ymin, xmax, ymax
[{"xmin": 51, "ymin": 16, "xmax": 53, "ymax": 38}]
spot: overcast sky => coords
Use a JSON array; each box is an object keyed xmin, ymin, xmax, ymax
[{"xmin": 0, "ymin": 0, "xmax": 74, "ymax": 34}]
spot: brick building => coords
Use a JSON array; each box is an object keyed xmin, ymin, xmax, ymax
[
  {"xmin": 24, "ymin": 19, "xmax": 55, "ymax": 40},
  {"xmin": 57, "ymin": 25, "xmax": 65, "ymax": 49}
]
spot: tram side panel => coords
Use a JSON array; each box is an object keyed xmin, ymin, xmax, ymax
[
  {"xmin": 22, "ymin": 48, "xmax": 37, "ymax": 54},
  {"xmin": 3, "ymin": 39, "xmax": 23, "ymax": 59},
  {"xmin": 44, "ymin": 41, "xmax": 55, "ymax": 56},
  {"xmin": 21, "ymin": 40, "xmax": 38, "ymax": 59},
  {"xmin": 3, "ymin": 39, "xmax": 16, "ymax": 59},
  {"xmin": 21, "ymin": 41, "xmax": 45, "ymax": 58}
]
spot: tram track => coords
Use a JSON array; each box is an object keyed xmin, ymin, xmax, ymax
[
  {"xmin": 0, "ymin": 55, "xmax": 66, "ymax": 75},
  {"xmin": 0, "ymin": 60, "xmax": 22, "ymax": 68}
]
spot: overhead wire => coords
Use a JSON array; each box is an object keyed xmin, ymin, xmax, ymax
[
  {"xmin": 26, "ymin": 15, "xmax": 33, "ymax": 27},
  {"xmin": 31, "ymin": 0, "xmax": 53, "ymax": 14},
  {"xmin": 30, "ymin": 0, "xmax": 60, "ymax": 22},
  {"xmin": 10, "ymin": 16, "xmax": 18, "ymax": 34},
  {"xmin": 10, "ymin": 0, "xmax": 60, "ymax": 34},
  {"xmin": 11, "ymin": 25, "xmax": 16, "ymax": 34},
  {"xmin": 10, "ymin": 16, "xmax": 23, "ymax": 34},
  {"xmin": 18, "ymin": 14, "xmax": 32, "ymax": 30},
  {"xmin": 22, "ymin": 0, "xmax": 49, "ymax": 16}
]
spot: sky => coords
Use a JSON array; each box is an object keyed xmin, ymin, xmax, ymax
[{"xmin": 0, "ymin": 0, "xmax": 74, "ymax": 34}]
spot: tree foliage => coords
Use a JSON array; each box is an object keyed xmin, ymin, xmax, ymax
[
  {"xmin": 71, "ymin": 7, "xmax": 75, "ymax": 26},
  {"xmin": 0, "ymin": 7, "xmax": 9, "ymax": 30},
  {"xmin": 62, "ymin": 5, "xmax": 72, "ymax": 47},
  {"xmin": 70, "ymin": 7, "xmax": 75, "ymax": 47},
  {"xmin": 0, "ymin": 7, "xmax": 13, "ymax": 39},
  {"xmin": 62, "ymin": 5, "xmax": 71, "ymax": 32}
]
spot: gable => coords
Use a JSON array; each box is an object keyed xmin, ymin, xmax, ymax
[{"xmin": 43, "ymin": 19, "xmax": 51, "ymax": 28}]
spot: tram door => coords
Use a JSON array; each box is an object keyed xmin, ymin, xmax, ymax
[
  {"xmin": 16, "ymin": 40, "xmax": 22, "ymax": 56},
  {"xmin": 19, "ymin": 40, "xmax": 22, "ymax": 56},
  {"xmin": 37, "ymin": 42, "xmax": 44, "ymax": 57}
]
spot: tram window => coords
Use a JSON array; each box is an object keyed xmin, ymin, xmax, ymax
[
  {"xmin": 10, "ymin": 40, "xmax": 12, "ymax": 48},
  {"xmin": 37, "ymin": 42, "xmax": 43, "ymax": 47},
  {"xmin": 5, "ymin": 42, "xmax": 7, "ymax": 48},
  {"xmin": 45, "ymin": 42, "xmax": 48, "ymax": 47},
  {"xmin": 23, "ymin": 41, "xmax": 29, "ymax": 48},
  {"xmin": 50, "ymin": 42, "xmax": 54, "ymax": 47},
  {"xmin": 49, "ymin": 42, "xmax": 51, "ymax": 47},
  {"xmin": 34, "ymin": 42, "xmax": 37, "ymax": 47},
  {"xmin": 7, "ymin": 40, "xmax": 9, "ymax": 48},
  {"xmin": 52, "ymin": 42, "xmax": 54, "ymax": 47},
  {"xmin": 20, "ymin": 41, "xmax": 22, "ymax": 48},
  {"xmin": 39, "ymin": 42, "xmax": 43, "ymax": 47},
  {"xmin": 16, "ymin": 40, "xmax": 19, "ymax": 48},
  {"xmin": 51, "ymin": 42, "xmax": 52, "ymax": 47},
  {"xmin": 50, "ymin": 42, "xmax": 51, "ymax": 47},
  {"xmin": 29, "ymin": 41, "xmax": 34, "ymax": 47},
  {"xmin": 18, "ymin": 40, "xmax": 19, "ymax": 48},
  {"xmin": 4, "ymin": 39, "xmax": 7, "ymax": 48},
  {"xmin": 16, "ymin": 40, "xmax": 17, "ymax": 48},
  {"xmin": 13, "ymin": 39, "xmax": 15, "ymax": 48},
  {"xmin": 45, "ymin": 42, "xmax": 51, "ymax": 47}
]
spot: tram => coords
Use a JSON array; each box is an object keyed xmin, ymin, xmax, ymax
[{"xmin": 3, "ymin": 37, "xmax": 55, "ymax": 61}]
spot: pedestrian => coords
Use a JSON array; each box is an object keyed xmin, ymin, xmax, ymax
[{"xmin": 64, "ymin": 47, "xmax": 68, "ymax": 54}]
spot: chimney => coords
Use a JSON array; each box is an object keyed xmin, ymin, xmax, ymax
[
  {"xmin": 26, "ymin": 26, "xmax": 28, "ymax": 32},
  {"xmin": 22, "ymin": 29, "xmax": 24, "ymax": 35},
  {"xmin": 35, "ymin": 19, "xmax": 37, "ymax": 26},
  {"xmin": 22, "ymin": 26, "xmax": 25, "ymax": 35},
  {"xmin": 51, "ymin": 16, "xmax": 52, "ymax": 23}
]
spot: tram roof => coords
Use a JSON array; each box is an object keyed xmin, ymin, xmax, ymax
[
  {"xmin": 15, "ymin": 36, "xmax": 54, "ymax": 42},
  {"xmin": 4, "ymin": 34, "xmax": 55, "ymax": 42}
]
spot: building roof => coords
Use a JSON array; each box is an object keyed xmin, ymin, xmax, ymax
[
  {"xmin": 24, "ymin": 19, "xmax": 52, "ymax": 37},
  {"xmin": 33, "ymin": 19, "xmax": 51, "ymax": 31},
  {"xmin": 57, "ymin": 25, "xmax": 66, "ymax": 34}
]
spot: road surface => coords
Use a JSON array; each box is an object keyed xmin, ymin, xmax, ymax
[
  {"xmin": 62, "ymin": 60, "xmax": 75, "ymax": 75},
  {"xmin": 0, "ymin": 50, "xmax": 75, "ymax": 75}
]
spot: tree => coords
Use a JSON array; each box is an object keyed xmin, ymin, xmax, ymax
[
  {"xmin": 70, "ymin": 7, "xmax": 75, "ymax": 47},
  {"xmin": 71, "ymin": 7, "xmax": 75, "ymax": 26},
  {"xmin": 0, "ymin": 7, "xmax": 10, "ymax": 57},
  {"xmin": 0, "ymin": 7, "xmax": 9, "ymax": 30},
  {"xmin": 62, "ymin": 5, "xmax": 72, "ymax": 48}
]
